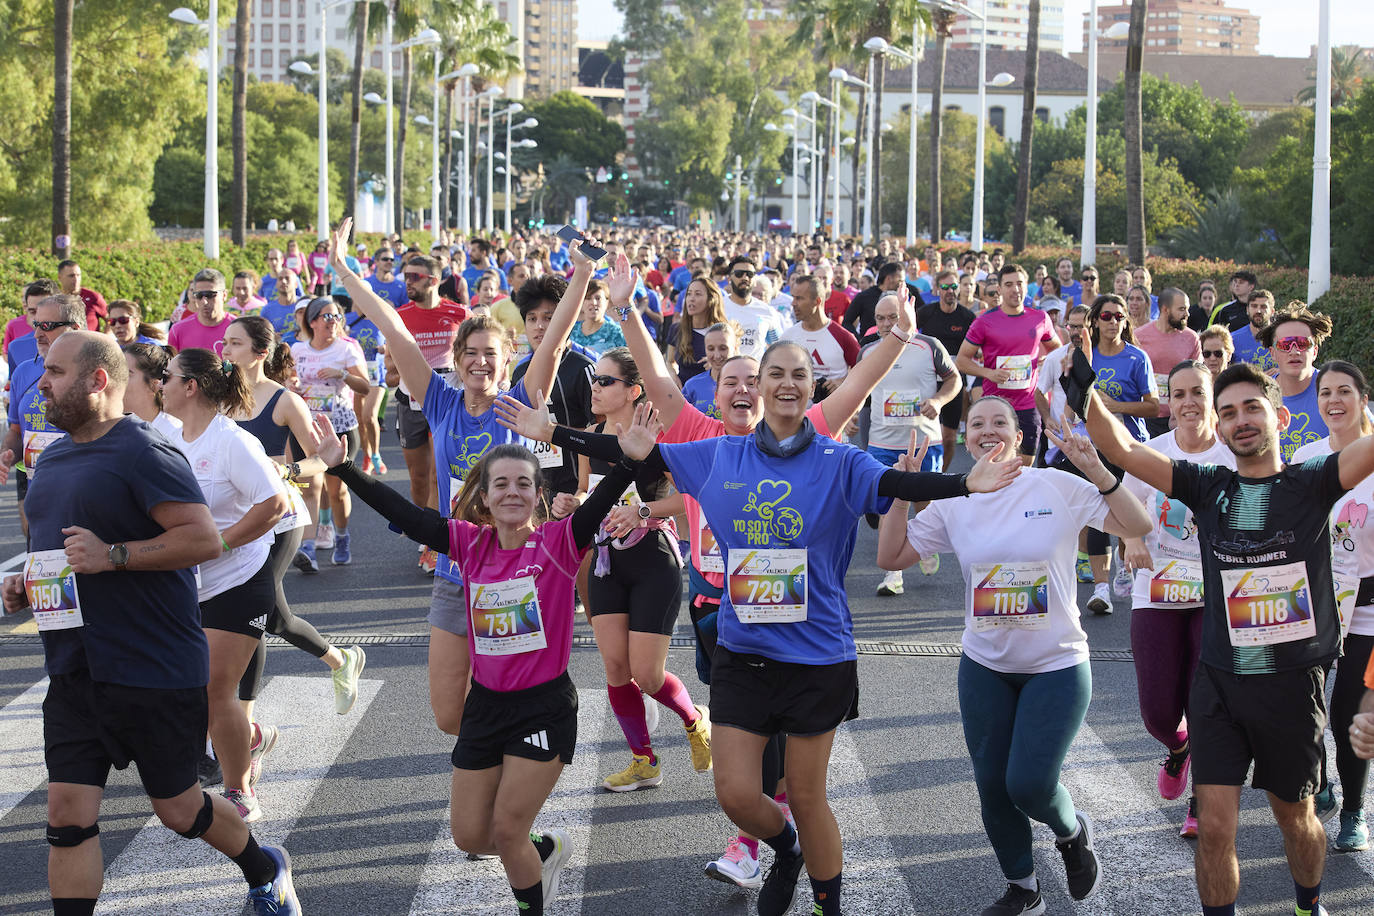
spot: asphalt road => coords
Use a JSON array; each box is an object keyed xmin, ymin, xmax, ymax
[{"xmin": 3, "ymin": 425, "xmax": 1373, "ymax": 914}]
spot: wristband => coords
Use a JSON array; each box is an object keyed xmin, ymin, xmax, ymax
[
  {"xmin": 220, "ymin": 536, "xmax": 232, "ymax": 554},
  {"xmin": 288, "ymin": 461, "xmax": 302, "ymax": 481},
  {"xmin": 888, "ymin": 326, "xmax": 911, "ymax": 343},
  {"xmin": 1098, "ymin": 478, "xmax": 1121, "ymax": 497}
]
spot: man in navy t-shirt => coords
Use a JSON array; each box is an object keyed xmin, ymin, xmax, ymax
[{"xmin": 2, "ymin": 331, "xmax": 300, "ymax": 914}]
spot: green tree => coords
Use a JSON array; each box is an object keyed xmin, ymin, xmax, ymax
[
  {"xmin": 524, "ymin": 92, "xmax": 627, "ymax": 169},
  {"xmin": 1029, "ymin": 151, "xmax": 1195, "ymax": 246},
  {"xmin": 1297, "ymin": 45, "xmax": 1369, "ymax": 108}
]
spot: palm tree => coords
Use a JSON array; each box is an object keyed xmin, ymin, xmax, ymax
[
  {"xmin": 53, "ymin": 0, "xmax": 73, "ymax": 258},
  {"xmin": 232, "ymin": 0, "xmax": 251, "ymax": 246},
  {"xmin": 928, "ymin": 6, "xmax": 956, "ymax": 242},
  {"xmin": 1124, "ymin": 0, "xmax": 1147, "ymax": 263},
  {"xmin": 1296, "ymin": 45, "xmax": 1369, "ymax": 108},
  {"xmin": 1010, "ymin": 0, "xmax": 1039, "ymax": 253},
  {"xmin": 344, "ymin": 0, "xmax": 373, "ymax": 238}
]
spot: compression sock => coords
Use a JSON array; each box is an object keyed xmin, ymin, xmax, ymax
[
  {"xmin": 320, "ymin": 508, "xmax": 333, "ymax": 526},
  {"xmin": 810, "ymin": 872, "xmax": 842, "ymax": 916},
  {"xmin": 774, "ymin": 791, "xmax": 788, "ymax": 805},
  {"xmin": 1295, "ymin": 881, "xmax": 1321, "ymax": 915},
  {"xmin": 739, "ymin": 836, "xmax": 759, "ymax": 858},
  {"xmin": 511, "ymin": 881, "xmax": 543, "ymax": 915},
  {"xmin": 51, "ymin": 901, "xmax": 97, "ymax": 916},
  {"xmin": 606, "ymin": 682, "xmax": 654, "ymax": 762},
  {"xmin": 232, "ymin": 834, "xmax": 278, "ymax": 888},
  {"xmin": 1201, "ymin": 905, "xmax": 1236, "ymax": 916},
  {"xmin": 762, "ymin": 820, "xmax": 801, "ymax": 859},
  {"xmin": 648, "ymin": 672, "xmax": 699, "ymax": 725},
  {"xmin": 530, "ymin": 832, "xmax": 554, "ymax": 860}
]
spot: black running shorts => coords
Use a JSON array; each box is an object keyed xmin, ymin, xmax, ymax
[
  {"xmin": 395, "ymin": 389, "xmax": 432, "ymax": 450},
  {"xmin": 199, "ymin": 559, "xmax": 275, "ymax": 638},
  {"xmin": 588, "ymin": 530, "xmax": 684, "ymax": 636},
  {"xmin": 451, "ymin": 672, "xmax": 578, "ymax": 770},
  {"xmin": 1188, "ymin": 662, "xmax": 1326, "ymax": 803},
  {"xmin": 709, "ymin": 646, "xmax": 858, "ymax": 737},
  {"xmin": 44, "ymin": 669, "xmax": 206, "ymax": 799}
]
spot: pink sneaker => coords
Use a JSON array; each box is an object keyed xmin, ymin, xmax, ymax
[
  {"xmin": 1179, "ymin": 796, "xmax": 1198, "ymax": 838},
  {"xmin": 1158, "ymin": 745, "xmax": 1190, "ymax": 800}
]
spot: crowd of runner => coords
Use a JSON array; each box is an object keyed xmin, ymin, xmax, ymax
[{"xmin": 4, "ymin": 222, "xmax": 1374, "ymax": 916}]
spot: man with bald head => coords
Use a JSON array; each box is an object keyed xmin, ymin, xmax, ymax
[{"xmin": 1, "ymin": 331, "xmax": 302, "ymax": 915}]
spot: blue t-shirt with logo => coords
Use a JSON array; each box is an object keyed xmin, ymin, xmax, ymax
[
  {"xmin": 660, "ymin": 434, "xmax": 891, "ymax": 665},
  {"xmin": 681, "ymin": 372, "xmax": 720, "ymax": 419},
  {"xmin": 8, "ymin": 356, "xmax": 55, "ymax": 475},
  {"xmin": 422, "ymin": 372, "xmax": 533, "ymax": 584},
  {"xmin": 7, "ymin": 332, "xmax": 36, "ymax": 376},
  {"xmin": 1281, "ymin": 375, "xmax": 1327, "ymax": 463},
  {"xmin": 1058, "ymin": 279, "xmax": 1083, "ymax": 307},
  {"xmin": 366, "ymin": 274, "xmax": 409, "ymax": 309},
  {"xmin": 1230, "ymin": 323, "xmax": 1274, "ymax": 372},
  {"xmin": 258, "ymin": 301, "xmax": 300, "ymax": 338},
  {"xmin": 1091, "ymin": 343, "xmax": 1156, "ymax": 442}
]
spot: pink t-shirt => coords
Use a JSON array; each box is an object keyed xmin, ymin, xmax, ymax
[
  {"xmin": 664, "ymin": 401, "xmax": 831, "ymax": 586},
  {"xmin": 1132, "ymin": 322, "xmax": 1202, "ymax": 418},
  {"xmin": 448, "ymin": 515, "xmax": 586, "ymax": 692},
  {"xmin": 3, "ymin": 317, "xmax": 31, "ymax": 354},
  {"xmin": 167, "ymin": 314, "xmax": 234, "ymax": 353},
  {"xmin": 964, "ymin": 307, "xmax": 1056, "ymax": 411}
]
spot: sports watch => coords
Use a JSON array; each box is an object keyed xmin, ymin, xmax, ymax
[
  {"xmin": 637, "ymin": 504, "xmax": 652, "ymax": 520},
  {"xmin": 108, "ymin": 543, "xmax": 130, "ymax": 571}
]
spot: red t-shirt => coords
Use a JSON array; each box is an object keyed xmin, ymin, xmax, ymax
[
  {"xmin": 823, "ymin": 288, "xmax": 854, "ymax": 324},
  {"xmin": 79, "ymin": 288, "xmax": 108, "ymax": 330},
  {"xmin": 397, "ymin": 299, "xmax": 468, "ymax": 370}
]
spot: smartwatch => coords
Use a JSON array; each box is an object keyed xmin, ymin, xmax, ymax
[
  {"xmin": 637, "ymin": 504, "xmax": 652, "ymax": 520},
  {"xmin": 108, "ymin": 543, "xmax": 130, "ymax": 572}
]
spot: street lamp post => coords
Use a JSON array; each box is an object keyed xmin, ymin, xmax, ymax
[
  {"xmin": 453, "ymin": 63, "xmax": 479, "ymax": 234},
  {"xmin": 170, "ymin": 6, "xmax": 218, "ymax": 259},
  {"xmin": 503, "ymin": 110, "xmax": 538, "ymax": 232},
  {"xmin": 389, "ymin": 29, "xmax": 439, "ymax": 241},
  {"xmin": 829, "ymin": 67, "xmax": 872, "ymax": 242},
  {"xmin": 970, "ymin": 0, "xmax": 1014, "ymax": 251},
  {"xmin": 1082, "ymin": 11, "xmax": 1130, "ymax": 266},
  {"xmin": 484, "ymin": 88, "xmax": 503, "ymax": 231},
  {"xmin": 1309, "ymin": 0, "xmax": 1332, "ymax": 302},
  {"xmin": 800, "ymin": 91, "xmax": 834, "ymax": 233},
  {"xmin": 358, "ymin": 5, "xmax": 394, "ymax": 234},
  {"xmin": 864, "ymin": 37, "xmax": 917, "ymax": 245}
]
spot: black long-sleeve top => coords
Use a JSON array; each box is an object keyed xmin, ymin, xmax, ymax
[
  {"xmin": 326, "ymin": 455, "xmax": 640, "ymax": 554},
  {"xmin": 551, "ymin": 426, "xmax": 971, "ymax": 502}
]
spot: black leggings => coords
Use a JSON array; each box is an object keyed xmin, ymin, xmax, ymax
[
  {"xmin": 238, "ymin": 525, "xmax": 333, "ymax": 702},
  {"xmin": 1330, "ymin": 633, "xmax": 1374, "ymax": 812}
]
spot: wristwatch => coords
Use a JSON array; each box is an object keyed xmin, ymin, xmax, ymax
[
  {"xmin": 637, "ymin": 504, "xmax": 652, "ymax": 520},
  {"xmin": 108, "ymin": 543, "xmax": 129, "ymax": 572}
]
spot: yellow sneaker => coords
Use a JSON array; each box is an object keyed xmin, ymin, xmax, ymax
[
  {"xmin": 686, "ymin": 704, "xmax": 713, "ymax": 772},
  {"xmin": 601, "ymin": 754, "xmax": 662, "ymax": 792}
]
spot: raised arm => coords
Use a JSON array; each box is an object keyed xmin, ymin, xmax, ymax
[
  {"xmin": 1339, "ymin": 435, "xmax": 1374, "ymax": 491},
  {"xmin": 522, "ymin": 242, "xmax": 597, "ymax": 401},
  {"xmin": 328, "ymin": 218, "xmax": 435, "ymax": 404},
  {"xmin": 1045, "ymin": 423, "xmax": 1152, "ymax": 538},
  {"xmin": 605, "ymin": 252, "xmax": 688, "ymax": 427},
  {"xmin": 821, "ymin": 285, "xmax": 915, "ymax": 432}
]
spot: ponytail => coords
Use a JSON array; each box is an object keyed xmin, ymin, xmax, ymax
[{"xmin": 176, "ymin": 347, "xmax": 256, "ymax": 417}]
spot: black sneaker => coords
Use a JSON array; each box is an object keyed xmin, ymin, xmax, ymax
[
  {"xmin": 757, "ymin": 849, "xmax": 804, "ymax": 916},
  {"xmin": 980, "ymin": 883, "xmax": 1046, "ymax": 916},
  {"xmin": 197, "ymin": 753, "xmax": 223, "ymax": 788},
  {"xmin": 1055, "ymin": 810, "xmax": 1102, "ymax": 901}
]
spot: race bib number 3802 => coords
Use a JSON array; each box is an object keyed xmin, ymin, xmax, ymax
[
  {"xmin": 24, "ymin": 550, "xmax": 84, "ymax": 631},
  {"xmin": 1222, "ymin": 561, "xmax": 1316, "ymax": 647}
]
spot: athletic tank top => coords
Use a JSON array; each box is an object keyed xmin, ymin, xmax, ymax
[{"xmin": 237, "ymin": 388, "xmax": 290, "ymax": 457}]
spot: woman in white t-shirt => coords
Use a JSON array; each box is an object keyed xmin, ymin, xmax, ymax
[
  {"xmin": 1292, "ymin": 360, "xmax": 1374, "ymax": 852},
  {"xmin": 162, "ymin": 347, "xmax": 287, "ymax": 825},
  {"xmin": 120, "ymin": 342, "xmax": 182, "ymax": 442},
  {"xmin": 290, "ymin": 297, "xmax": 369, "ymax": 567},
  {"xmin": 877, "ymin": 396, "xmax": 1151, "ymax": 916},
  {"xmin": 1120, "ymin": 360, "xmax": 1236, "ymax": 841}
]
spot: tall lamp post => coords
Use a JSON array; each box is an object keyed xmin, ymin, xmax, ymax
[
  {"xmin": 1082, "ymin": 12, "xmax": 1130, "ymax": 266},
  {"xmin": 360, "ymin": 4, "xmax": 394, "ymax": 235},
  {"xmin": 1309, "ymin": 0, "xmax": 1332, "ymax": 302},
  {"xmin": 504, "ymin": 119, "xmax": 538, "ymax": 233},
  {"xmin": 969, "ymin": 0, "xmax": 1014, "ymax": 250},
  {"xmin": 482, "ymin": 87, "xmax": 504, "ymax": 231},
  {"xmin": 829, "ymin": 67, "xmax": 873, "ymax": 243},
  {"xmin": 170, "ymin": 6, "xmax": 218, "ymax": 259},
  {"xmin": 452, "ymin": 63, "xmax": 479, "ymax": 233},
  {"xmin": 799, "ymin": 91, "xmax": 835, "ymax": 234},
  {"xmin": 494, "ymin": 104, "xmax": 538, "ymax": 231}
]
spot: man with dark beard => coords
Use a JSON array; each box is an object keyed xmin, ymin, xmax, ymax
[
  {"xmin": 1134, "ymin": 287, "xmax": 1202, "ymax": 437},
  {"xmin": 721, "ymin": 256, "xmax": 782, "ymax": 359},
  {"xmin": 2, "ymin": 331, "xmax": 302, "ymax": 916}
]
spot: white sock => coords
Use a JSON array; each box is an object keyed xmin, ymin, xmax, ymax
[
  {"xmin": 1010, "ymin": 874, "xmax": 1037, "ymax": 892},
  {"xmin": 205, "ymin": 737, "xmax": 215, "ymax": 758}
]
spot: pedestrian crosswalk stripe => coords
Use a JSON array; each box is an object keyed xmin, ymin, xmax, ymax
[
  {"xmin": 93, "ymin": 674, "xmax": 382, "ymax": 915},
  {"xmin": 407, "ymin": 693, "xmax": 607, "ymax": 915},
  {"xmin": 0, "ymin": 678, "xmax": 48, "ymax": 822}
]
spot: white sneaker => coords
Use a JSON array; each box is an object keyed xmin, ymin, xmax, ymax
[
  {"xmin": 1087, "ymin": 582, "xmax": 1113, "ymax": 615},
  {"xmin": 538, "ymin": 829, "xmax": 571, "ymax": 902},
  {"xmin": 316, "ymin": 522, "xmax": 335, "ymax": 550},
  {"xmin": 641, "ymin": 688, "xmax": 660, "ymax": 735},
  {"xmin": 704, "ymin": 837, "xmax": 763, "ymax": 889},
  {"xmin": 1112, "ymin": 561, "xmax": 1133, "ymax": 598},
  {"xmin": 876, "ymin": 569, "xmax": 904, "ymax": 596},
  {"xmin": 919, "ymin": 553, "xmax": 940, "ymax": 576}
]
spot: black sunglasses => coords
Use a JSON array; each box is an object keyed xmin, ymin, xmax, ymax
[
  {"xmin": 160, "ymin": 371, "xmax": 190, "ymax": 383},
  {"xmin": 1202, "ymin": 349, "xmax": 1226, "ymax": 359},
  {"xmin": 732, "ymin": 270, "xmax": 755, "ymax": 279},
  {"xmin": 590, "ymin": 374, "xmax": 630, "ymax": 388},
  {"xmin": 192, "ymin": 290, "xmax": 221, "ymax": 300},
  {"xmin": 34, "ymin": 320, "xmax": 76, "ymax": 332}
]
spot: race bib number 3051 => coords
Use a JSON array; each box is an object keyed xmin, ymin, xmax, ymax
[{"xmin": 728, "ymin": 549, "xmax": 807, "ymax": 623}]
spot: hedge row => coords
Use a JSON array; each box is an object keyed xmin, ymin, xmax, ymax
[{"xmin": 2, "ymin": 238, "xmax": 1368, "ymax": 373}]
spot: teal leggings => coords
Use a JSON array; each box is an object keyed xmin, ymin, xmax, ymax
[{"xmin": 957, "ymin": 655, "xmax": 1092, "ymax": 881}]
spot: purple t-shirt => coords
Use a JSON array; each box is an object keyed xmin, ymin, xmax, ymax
[
  {"xmin": 964, "ymin": 307, "xmax": 1056, "ymax": 411},
  {"xmin": 168, "ymin": 315, "xmax": 234, "ymax": 353}
]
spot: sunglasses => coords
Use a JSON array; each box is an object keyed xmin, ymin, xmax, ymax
[
  {"xmin": 1098, "ymin": 312, "xmax": 1126, "ymax": 322},
  {"xmin": 590, "ymin": 374, "xmax": 630, "ymax": 388},
  {"xmin": 192, "ymin": 290, "xmax": 221, "ymax": 300},
  {"xmin": 34, "ymin": 320, "xmax": 76, "ymax": 332},
  {"xmin": 160, "ymin": 371, "xmax": 189, "ymax": 384},
  {"xmin": 315, "ymin": 313, "xmax": 344, "ymax": 324},
  {"xmin": 732, "ymin": 270, "xmax": 755, "ymax": 279},
  {"xmin": 1275, "ymin": 336, "xmax": 1314, "ymax": 353},
  {"xmin": 377, "ymin": 257, "xmax": 394, "ymax": 263},
  {"xmin": 938, "ymin": 283, "xmax": 959, "ymax": 291},
  {"xmin": 108, "ymin": 315, "xmax": 133, "ymax": 326},
  {"xmin": 1081, "ymin": 275, "xmax": 1098, "ymax": 282},
  {"xmin": 403, "ymin": 272, "xmax": 432, "ymax": 282},
  {"xmin": 1202, "ymin": 349, "xmax": 1226, "ymax": 359}
]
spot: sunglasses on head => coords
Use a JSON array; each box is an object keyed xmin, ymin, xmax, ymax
[
  {"xmin": 1275, "ymin": 336, "xmax": 1314, "ymax": 353},
  {"xmin": 1202, "ymin": 349, "xmax": 1226, "ymax": 359},
  {"xmin": 590, "ymin": 374, "xmax": 629, "ymax": 388},
  {"xmin": 35, "ymin": 320, "xmax": 76, "ymax": 332},
  {"xmin": 192, "ymin": 290, "xmax": 220, "ymax": 300}
]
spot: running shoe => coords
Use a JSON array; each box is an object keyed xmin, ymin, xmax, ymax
[
  {"xmin": 1055, "ymin": 810, "xmax": 1101, "ymax": 901},
  {"xmin": 600, "ymin": 754, "xmax": 662, "ymax": 792},
  {"xmin": 332, "ymin": 531, "xmax": 352, "ymax": 565},
  {"xmin": 537, "ymin": 829, "xmax": 571, "ymax": 903},
  {"xmin": 198, "ymin": 753, "xmax": 223, "ymax": 788},
  {"xmin": 757, "ymin": 848, "xmax": 805, "ymax": 916},
  {"xmin": 980, "ymin": 883, "xmax": 1046, "ymax": 916},
  {"xmin": 361, "ymin": 454, "xmax": 374, "ymax": 475},
  {"xmin": 1314, "ymin": 784, "xmax": 1339, "ymax": 824},
  {"xmin": 316, "ymin": 522, "xmax": 335, "ymax": 550},
  {"xmin": 225, "ymin": 787, "xmax": 262, "ymax": 823},
  {"xmin": 704, "ymin": 837, "xmax": 763, "ymax": 889},
  {"xmin": 1336, "ymin": 810, "xmax": 1370, "ymax": 851},
  {"xmin": 332, "ymin": 645, "xmax": 366, "ymax": 714},
  {"xmin": 1086, "ymin": 582, "xmax": 1112, "ymax": 615},
  {"xmin": 919, "ymin": 553, "xmax": 940, "ymax": 576},
  {"xmin": 373, "ymin": 454, "xmax": 388, "ymax": 475},
  {"xmin": 293, "ymin": 542, "xmax": 319, "ymax": 574},
  {"xmin": 1112, "ymin": 560, "xmax": 1133, "ymax": 598},
  {"xmin": 1179, "ymin": 796, "xmax": 1199, "ymax": 839},
  {"xmin": 642, "ymin": 689, "xmax": 660, "ymax": 735},
  {"xmin": 247, "ymin": 845, "xmax": 300, "ymax": 915},
  {"xmin": 249, "ymin": 723, "xmax": 280, "ymax": 789},
  {"xmin": 466, "ymin": 852, "xmax": 498, "ymax": 861},
  {"xmin": 686, "ymin": 704, "xmax": 712, "ymax": 772},
  {"xmin": 876, "ymin": 570, "xmax": 904, "ymax": 596},
  {"xmin": 1158, "ymin": 744, "xmax": 1190, "ymax": 800},
  {"xmin": 419, "ymin": 546, "xmax": 438, "ymax": 576},
  {"xmin": 1075, "ymin": 551, "xmax": 1093, "ymax": 583}
]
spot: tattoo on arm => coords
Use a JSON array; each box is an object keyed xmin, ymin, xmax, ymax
[{"xmin": 138, "ymin": 543, "xmax": 166, "ymax": 554}]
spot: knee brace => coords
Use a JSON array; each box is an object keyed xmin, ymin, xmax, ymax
[
  {"xmin": 175, "ymin": 791, "xmax": 215, "ymax": 840},
  {"xmin": 46, "ymin": 823, "xmax": 99, "ymax": 847}
]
